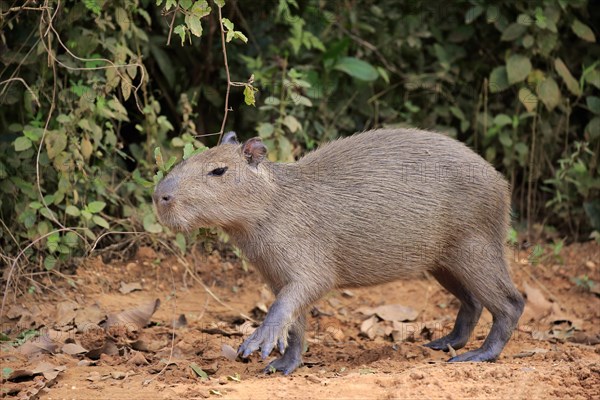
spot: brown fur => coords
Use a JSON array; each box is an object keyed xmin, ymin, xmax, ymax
[{"xmin": 154, "ymin": 128, "xmax": 524, "ymax": 374}]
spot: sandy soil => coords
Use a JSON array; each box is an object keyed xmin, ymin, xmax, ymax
[{"xmin": 1, "ymin": 241, "xmax": 599, "ymax": 400}]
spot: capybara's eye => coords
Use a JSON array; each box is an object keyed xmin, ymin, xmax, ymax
[{"xmin": 208, "ymin": 167, "xmax": 228, "ymax": 176}]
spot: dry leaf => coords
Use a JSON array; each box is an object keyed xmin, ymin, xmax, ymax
[
  {"xmin": 357, "ymin": 304, "xmax": 419, "ymax": 322},
  {"xmin": 221, "ymin": 344, "xmax": 237, "ymax": 361},
  {"xmin": 521, "ymin": 282, "xmax": 553, "ymax": 322},
  {"xmin": 119, "ymin": 281, "xmax": 143, "ymax": 294},
  {"xmin": 20, "ymin": 332, "xmax": 60, "ymax": 356},
  {"xmin": 106, "ymin": 299, "xmax": 160, "ymax": 332},
  {"xmin": 513, "ymin": 348, "xmax": 548, "ymax": 358},
  {"xmin": 62, "ymin": 343, "xmax": 88, "ymax": 355},
  {"xmin": 74, "ymin": 304, "xmax": 106, "ymax": 332},
  {"xmin": 54, "ymin": 301, "xmax": 78, "ymax": 327},
  {"xmin": 360, "ymin": 315, "xmax": 379, "ymax": 339},
  {"xmin": 173, "ymin": 314, "xmax": 188, "ymax": 328},
  {"xmin": 127, "ymin": 351, "xmax": 149, "ymax": 366},
  {"xmin": 6, "ymin": 304, "xmax": 28, "ymax": 320}
]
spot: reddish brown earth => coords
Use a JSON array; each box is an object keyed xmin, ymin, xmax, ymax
[{"xmin": 1, "ymin": 241, "xmax": 599, "ymax": 399}]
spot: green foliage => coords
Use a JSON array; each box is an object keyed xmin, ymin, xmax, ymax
[{"xmin": 0, "ymin": 0, "xmax": 598, "ymax": 277}]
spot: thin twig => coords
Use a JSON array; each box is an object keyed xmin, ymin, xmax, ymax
[
  {"xmin": 217, "ymin": 5, "xmax": 231, "ymax": 145},
  {"xmin": 0, "ymin": 78, "xmax": 41, "ymax": 107},
  {"xmin": 166, "ymin": 1, "xmax": 180, "ymax": 46}
]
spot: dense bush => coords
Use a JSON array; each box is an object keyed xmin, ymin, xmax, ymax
[{"xmin": 0, "ymin": 0, "xmax": 598, "ymax": 275}]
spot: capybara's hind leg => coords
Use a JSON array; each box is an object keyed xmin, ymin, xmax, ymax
[
  {"xmin": 425, "ymin": 268, "xmax": 482, "ymax": 351},
  {"xmin": 449, "ymin": 256, "xmax": 524, "ymax": 362}
]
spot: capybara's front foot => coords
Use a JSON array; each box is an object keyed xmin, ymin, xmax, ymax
[
  {"xmin": 238, "ymin": 323, "xmax": 287, "ymax": 360},
  {"xmin": 264, "ymin": 349, "xmax": 303, "ymax": 375}
]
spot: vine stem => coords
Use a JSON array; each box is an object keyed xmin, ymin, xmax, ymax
[
  {"xmin": 166, "ymin": 1, "xmax": 180, "ymax": 46},
  {"xmin": 217, "ymin": 5, "xmax": 231, "ymax": 144}
]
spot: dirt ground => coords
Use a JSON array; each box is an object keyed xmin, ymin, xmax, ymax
[{"xmin": 1, "ymin": 241, "xmax": 599, "ymax": 400}]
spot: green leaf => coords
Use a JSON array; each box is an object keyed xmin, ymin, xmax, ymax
[
  {"xmin": 506, "ymin": 55, "xmax": 532, "ymax": 84},
  {"xmin": 14, "ymin": 136, "xmax": 32, "ymax": 151},
  {"xmin": 587, "ymin": 96, "xmax": 600, "ymax": 115},
  {"xmin": 586, "ymin": 117, "xmax": 600, "ymax": 140},
  {"xmin": 584, "ymin": 69, "xmax": 600, "ymax": 90},
  {"xmin": 501, "ymin": 23, "xmax": 527, "ymax": 41},
  {"xmin": 174, "ymin": 25, "xmax": 187, "ymax": 45},
  {"xmin": 257, "ymin": 122, "xmax": 274, "ymax": 138},
  {"xmin": 554, "ymin": 58, "xmax": 581, "ymax": 96},
  {"xmin": 183, "ymin": 143, "xmax": 194, "ymax": 160},
  {"xmin": 537, "ymin": 77, "xmax": 561, "ymax": 111},
  {"xmin": 190, "ymin": 363, "xmax": 208, "ymax": 380},
  {"xmin": 282, "ymin": 115, "xmax": 301, "ymax": 133},
  {"xmin": 465, "ymin": 6, "xmax": 483, "ymax": 24},
  {"xmin": 115, "ymin": 7, "xmax": 130, "ymax": 32},
  {"xmin": 175, "ymin": 233, "xmax": 186, "ymax": 254},
  {"xmin": 191, "ymin": 0, "xmax": 211, "ymax": 17},
  {"xmin": 44, "ymin": 256, "xmax": 57, "ymax": 271},
  {"xmin": 87, "ymin": 201, "xmax": 106, "ymax": 213},
  {"xmin": 572, "ymin": 19, "xmax": 596, "ymax": 42},
  {"xmin": 243, "ymin": 85, "xmax": 257, "ymax": 106},
  {"xmin": 92, "ymin": 215, "xmax": 110, "ymax": 229},
  {"xmin": 185, "ymin": 15, "xmax": 203, "ymax": 37},
  {"xmin": 143, "ymin": 213, "xmax": 163, "ymax": 233},
  {"xmin": 489, "ymin": 66, "xmax": 509, "ymax": 93},
  {"xmin": 499, "ymin": 131, "xmax": 512, "ymax": 147},
  {"xmin": 165, "ymin": 156, "xmax": 178, "ymax": 171},
  {"xmin": 518, "ymin": 87, "xmax": 538, "ymax": 112},
  {"xmin": 333, "ymin": 57, "xmax": 378, "ymax": 82},
  {"xmin": 2, "ymin": 367, "xmax": 14, "ymax": 379},
  {"xmin": 65, "ymin": 205, "xmax": 80, "ymax": 217},
  {"xmin": 214, "ymin": 0, "xmax": 225, "ymax": 7},
  {"xmin": 493, "ymin": 114, "xmax": 512, "ymax": 127},
  {"xmin": 154, "ymin": 147, "xmax": 164, "ymax": 169}
]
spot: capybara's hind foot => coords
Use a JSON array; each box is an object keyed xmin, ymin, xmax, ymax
[
  {"xmin": 424, "ymin": 334, "xmax": 468, "ymax": 351},
  {"xmin": 448, "ymin": 348, "xmax": 499, "ymax": 362}
]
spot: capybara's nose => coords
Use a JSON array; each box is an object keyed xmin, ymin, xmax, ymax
[{"xmin": 153, "ymin": 178, "xmax": 177, "ymax": 206}]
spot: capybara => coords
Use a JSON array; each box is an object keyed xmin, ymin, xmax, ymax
[{"xmin": 153, "ymin": 129, "xmax": 524, "ymax": 375}]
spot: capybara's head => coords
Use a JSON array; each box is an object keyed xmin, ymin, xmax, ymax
[{"xmin": 153, "ymin": 132, "xmax": 271, "ymax": 231}]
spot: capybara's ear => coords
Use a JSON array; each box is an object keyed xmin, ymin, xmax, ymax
[
  {"xmin": 222, "ymin": 131, "xmax": 239, "ymax": 145},
  {"xmin": 242, "ymin": 137, "xmax": 267, "ymax": 167}
]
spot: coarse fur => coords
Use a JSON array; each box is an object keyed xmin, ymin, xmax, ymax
[{"xmin": 154, "ymin": 128, "xmax": 525, "ymax": 375}]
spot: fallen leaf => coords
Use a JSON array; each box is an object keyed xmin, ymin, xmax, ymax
[
  {"xmin": 19, "ymin": 332, "xmax": 60, "ymax": 356},
  {"xmin": 221, "ymin": 344, "xmax": 237, "ymax": 361},
  {"xmin": 6, "ymin": 305, "xmax": 28, "ymax": 320},
  {"xmin": 522, "ymin": 282, "xmax": 553, "ymax": 321},
  {"xmin": 6, "ymin": 369, "xmax": 34, "ymax": 381},
  {"xmin": 127, "ymin": 351, "xmax": 149, "ymax": 366},
  {"xmin": 54, "ymin": 301, "xmax": 78, "ymax": 327},
  {"xmin": 86, "ymin": 339, "xmax": 119, "ymax": 359},
  {"xmin": 568, "ymin": 332, "xmax": 600, "ymax": 345},
  {"xmin": 173, "ymin": 314, "xmax": 187, "ymax": 329},
  {"xmin": 62, "ymin": 343, "xmax": 88, "ymax": 355},
  {"xmin": 357, "ymin": 304, "xmax": 419, "ymax": 322},
  {"xmin": 360, "ymin": 315, "xmax": 379, "ymax": 339},
  {"xmin": 74, "ymin": 304, "xmax": 106, "ymax": 332},
  {"xmin": 119, "ymin": 281, "xmax": 143, "ymax": 294},
  {"xmin": 106, "ymin": 299, "xmax": 160, "ymax": 332},
  {"xmin": 513, "ymin": 348, "xmax": 548, "ymax": 358}
]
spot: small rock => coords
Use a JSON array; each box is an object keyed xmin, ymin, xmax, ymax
[
  {"xmin": 585, "ymin": 260, "xmax": 596, "ymax": 270},
  {"xmin": 110, "ymin": 371, "xmax": 126, "ymax": 380},
  {"xmin": 409, "ymin": 371, "xmax": 424, "ymax": 380}
]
